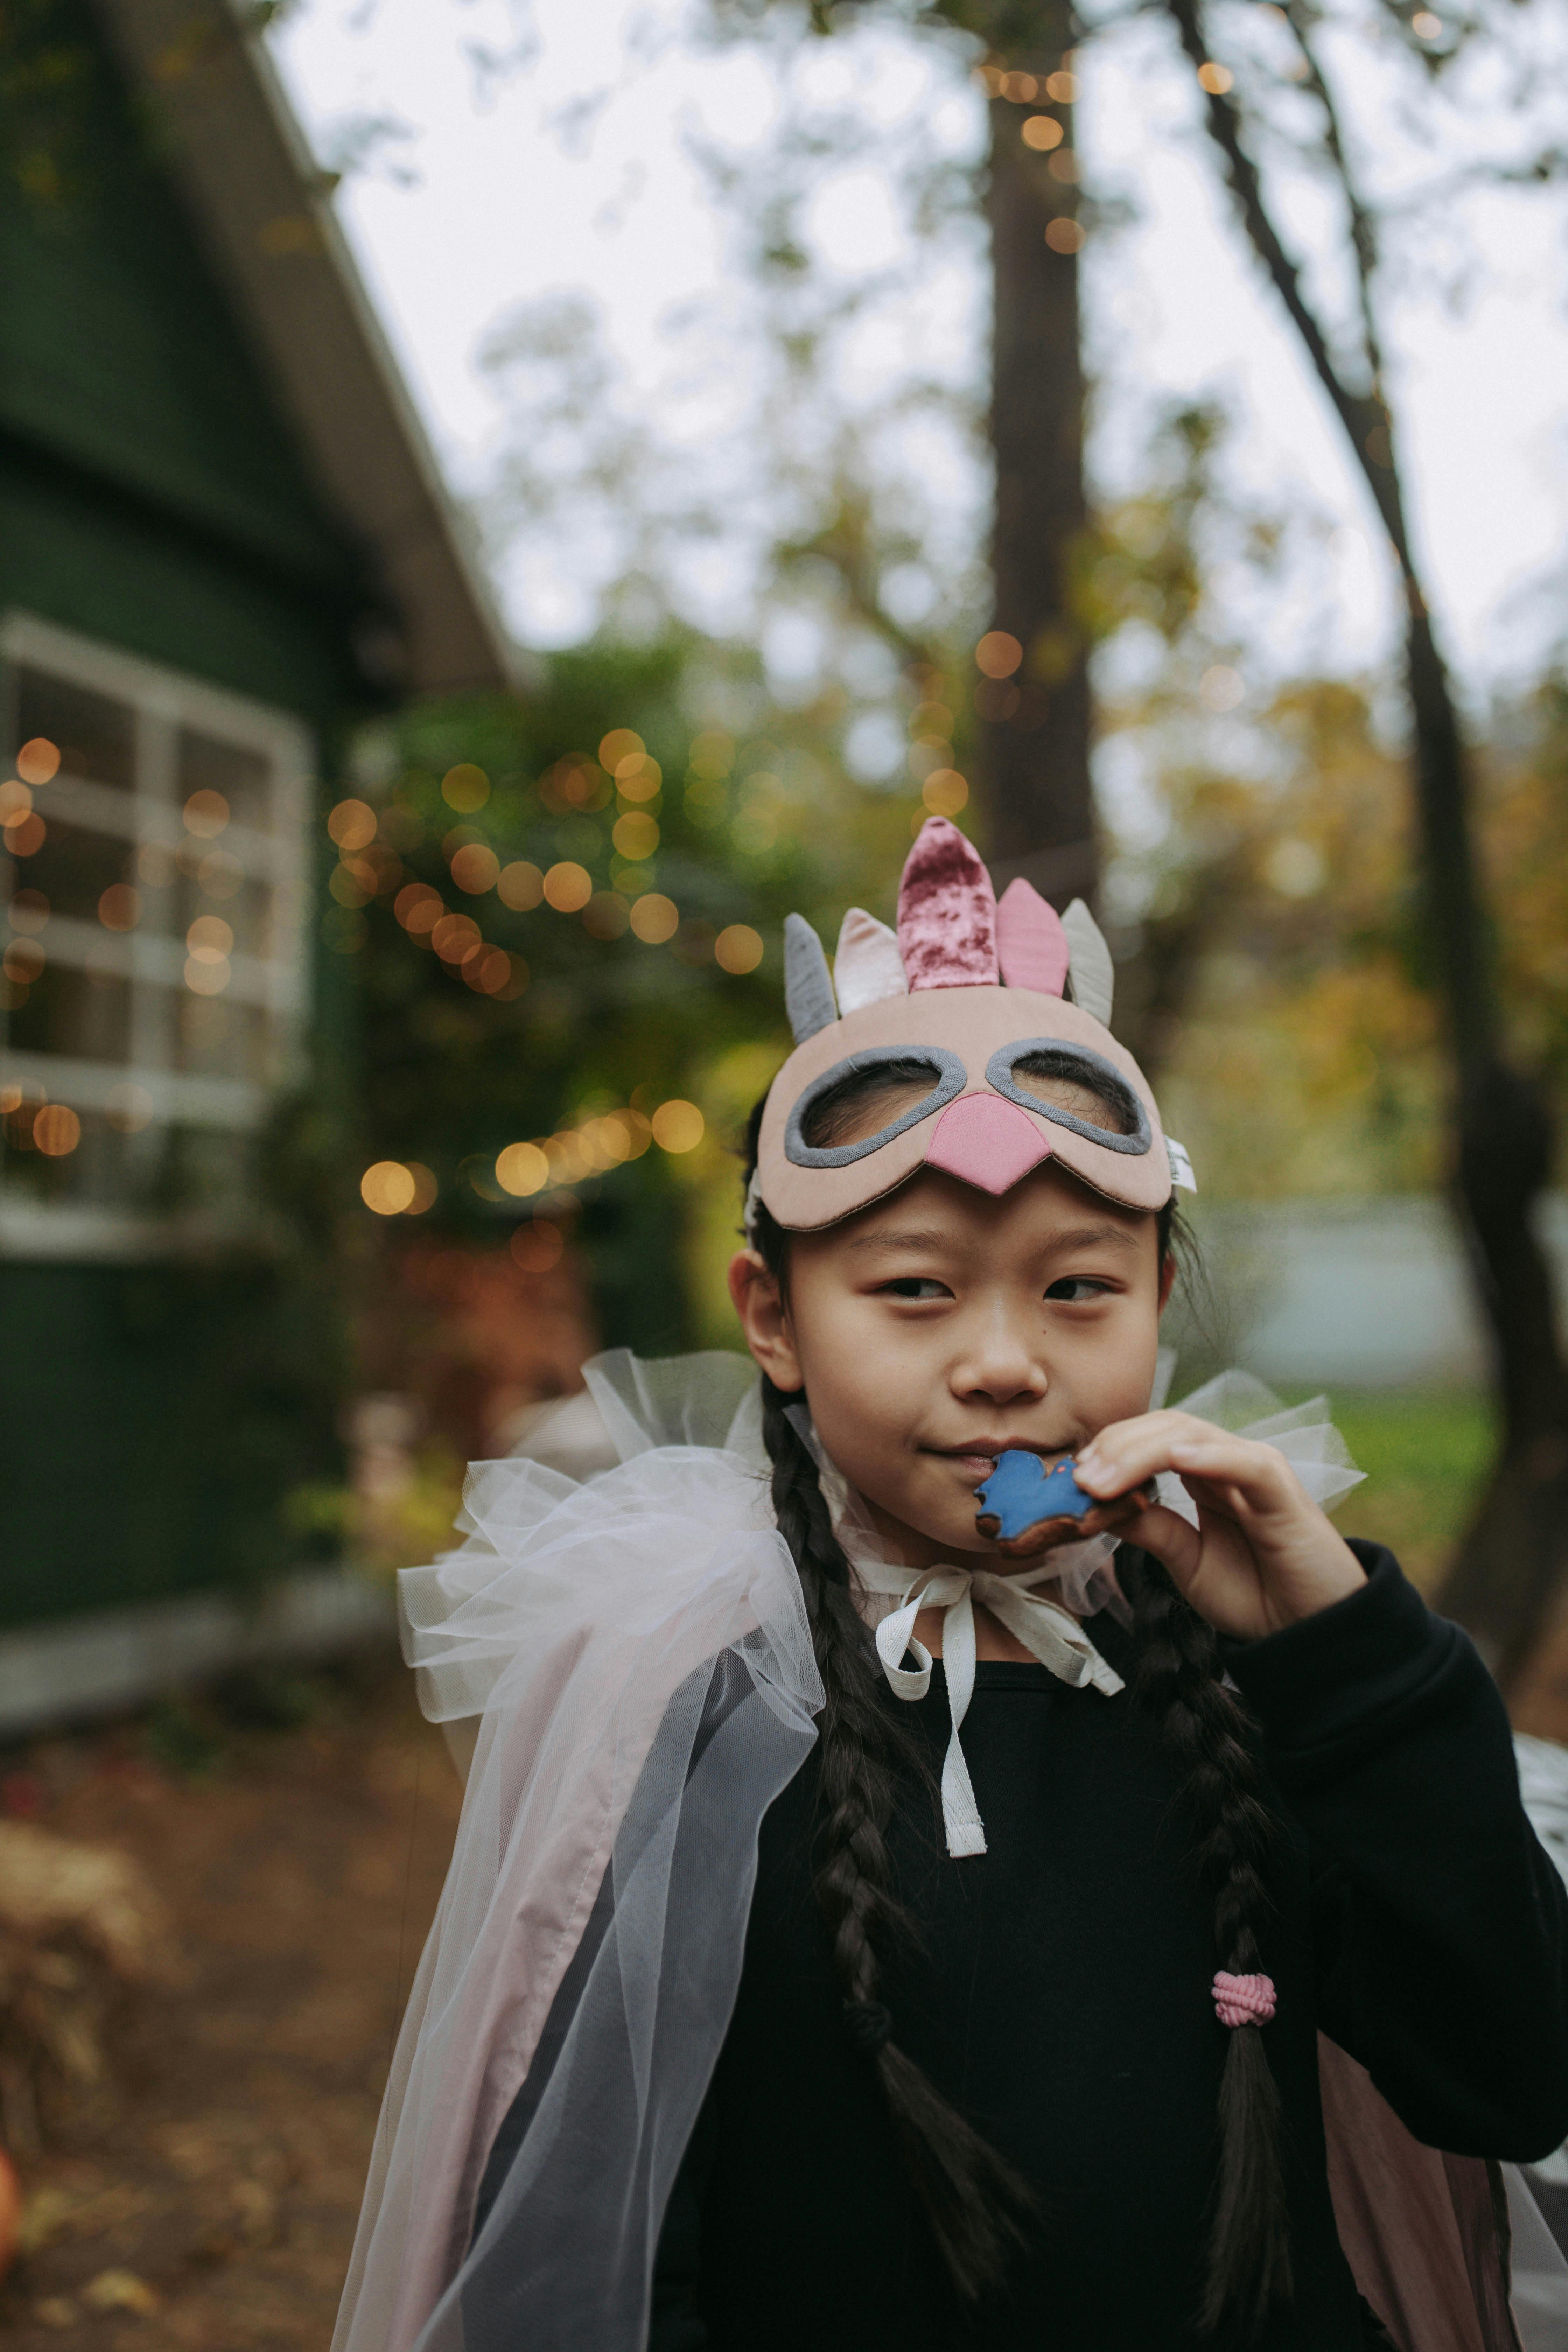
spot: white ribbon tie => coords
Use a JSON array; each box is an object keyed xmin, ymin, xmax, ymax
[{"xmin": 859, "ymin": 1564, "xmax": 1124, "ymax": 1859}]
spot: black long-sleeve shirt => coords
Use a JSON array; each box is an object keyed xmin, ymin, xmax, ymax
[{"xmin": 649, "ymin": 1545, "xmax": 1568, "ymax": 2351}]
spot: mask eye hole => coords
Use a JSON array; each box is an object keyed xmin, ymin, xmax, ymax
[
  {"xmin": 1008, "ymin": 1050, "xmax": 1140, "ymax": 1136},
  {"xmin": 985, "ymin": 1040, "xmax": 1152, "ymax": 1156},
  {"xmin": 799, "ymin": 1058, "xmax": 944, "ymax": 1150},
  {"xmin": 785, "ymin": 1046, "xmax": 967, "ymax": 1169}
]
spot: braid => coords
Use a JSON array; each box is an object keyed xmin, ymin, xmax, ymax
[
  {"xmin": 759, "ymin": 1377, "xmax": 1035, "ymax": 2302},
  {"xmin": 1122, "ymin": 1548, "xmax": 1291, "ymax": 2338}
]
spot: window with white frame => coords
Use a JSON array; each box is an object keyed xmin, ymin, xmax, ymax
[{"xmin": 0, "ymin": 614, "xmax": 312, "ymax": 1249}]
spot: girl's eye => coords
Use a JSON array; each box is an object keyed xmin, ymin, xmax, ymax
[
  {"xmin": 881, "ymin": 1277, "xmax": 951, "ymax": 1301},
  {"xmin": 1044, "ymin": 1276, "xmax": 1112, "ymax": 1303}
]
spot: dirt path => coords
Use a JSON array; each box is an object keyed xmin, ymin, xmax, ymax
[{"xmin": 0, "ymin": 1660, "xmax": 461, "ymax": 2350}]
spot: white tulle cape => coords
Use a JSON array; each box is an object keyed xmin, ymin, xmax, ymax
[{"xmin": 330, "ymin": 1352, "xmax": 821, "ymax": 2352}]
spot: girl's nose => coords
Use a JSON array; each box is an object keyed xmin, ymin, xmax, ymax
[{"xmin": 951, "ymin": 1308, "xmax": 1049, "ymax": 1408}]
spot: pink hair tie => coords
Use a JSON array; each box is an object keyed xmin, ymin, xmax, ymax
[{"xmin": 1213, "ymin": 1970, "xmax": 1276, "ymax": 2029}]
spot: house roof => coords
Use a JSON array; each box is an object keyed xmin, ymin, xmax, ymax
[{"xmin": 91, "ymin": 0, "xmax": 514, "ymax": 698}]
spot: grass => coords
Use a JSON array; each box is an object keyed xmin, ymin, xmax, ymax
[{"xmin": 1306, "ymin": 1387, "xmax": 1496, "ymax": 1591}]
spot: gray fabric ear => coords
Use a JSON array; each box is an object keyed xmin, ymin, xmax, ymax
[
  {"xmin": 783, "ymin": 913, "xmax": 837, "ymax": 1042},
  {"xmin": 1061, "ymin": 898, "xmax": 1114, "ymax": 1028}
]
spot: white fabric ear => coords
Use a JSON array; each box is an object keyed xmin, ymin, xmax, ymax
[
  {"xmin": 1061, "ymin": 898, "xmax": 1115, "ymax": 1027},
  {"xmin": 833, "ymin": 908, "xmax": 907, "ymax": 1015}
]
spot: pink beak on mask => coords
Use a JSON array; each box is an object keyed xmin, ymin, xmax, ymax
[{"xmin": 925, "ymin": 1093, "xmax": 1055, "ymax": 1195}]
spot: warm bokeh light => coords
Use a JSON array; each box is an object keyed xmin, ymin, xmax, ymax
[
  {"xmin": 630, "ymin": 892, "xmax": 679, "ymax": 944},
  {"xmin": 187, "ymin": 916, "xmax": 233, "ymax": 962},
  {"xmin": 1045, "ymin": 69, "xmax": 1078, "ymax": 101},
  {"xmin": 583, "ymin": 890, "xmax": 629, "ymax": 940},
  {"xmin": 1048, "ymin": 150, "xmax": 1080, "ymax": 185},
  {"xmin": 1045, "ymin": 218, "xmax": 1085, "ymax": 253},
  {"xmin": 612, "ymin": 812, "xmax": 658, "ymax": 860},
  {"xmin": 652, "ymin": 1099, "xmax": 705, "ymax": 1154},
  {"xmin": 1197, "ymin": 60, "xmax": 1234, "ymax": 92},
  {"xmin": 404, "ymin": 1163, "xmax": 439, "ymax": 1213},
  {"xmin": 615, "ymin": 755, "xmax": 662, "ymax": 802},
  {"xmin": 327, "ymin": 798, "xmax": 377, "ymax": 851},
  {"xmin": 1412, "ymin": 9, "xmax": 1442, "ymax": 32},
  {"xmin": 105, "ymin": 1082, "xmax": 155, "ymax": 1134},
  {"xmin": 496, "ymin": 1141, "xmax": 550, "ymax": 1197},
  {"xmin": 1000, "ymin": 70, "xmax": 1036, "ymax": 100},
  {"xmin": 441, "ymin": 763, "xmax": 490, "ymax": 812},
  {"xmin": 184, "ymin": 957, "xmax": 230, "ymax": 996},
  {"xmin": 16, "ymin": 738, "xmax": 59, "ymax": 785},
  {"xmin": 183, "ymin": 789, "xmax": 229, "ymax": 838},
  {"xmin": 3, "ymin": 940, "xmax": 44, "ymax": 983},
  {"xmin": 922, "ymin": 769, "xmax": 970, "ymax": 818},
  {"xmin": 362, "ymin": 1160, "xmax": 417, "ymax": 1214},
  {"xmin": 511, "ymin": 1220, "xmax": 564, "ymax": 1274},
  {"xmin": 464, "ymin": 945, "xmax": 515, "ymax": 995},
  {"xmin": 8, "ymin": 889, "xmax": 50, "ymax": 934},
  {"xmin": 0, "ymin": 780, "xmax": 31, "ymax": 822},
  {"xmin": 498, "ymin": 860, "xmax": 544, "ymax": 910},
  {"xmin": 543, "ymin": 861, "xmax": 593, "ymax": 912},
  {"xmin": 715, "ymin": 924, "xmax": 763, "ymax": 974},
  {"xmin": 395, "ymin": 883, "xmax": 443, "ymax": 936},
  {"xmin": 1021, "ymin": 115, "xmax": 1063, "ymax": 150},
  {"xmin": 5, "ymin": 813, "xmax": 44, "ymax": 858},
  {"xmin": 33, "ymin": 1104, "xmax": 81, "ymax": 1157},
  {"xmin": 688, "ymin": 730, "xmax": 733, "ymax": 778},
  {"xmin": 450, "ymin": 842, "xmax": 500, "ymax": 894},
  {"xmin": 598, "ymin": 728, "xmax": 644, "ymax": 771},
  {"xmin": 431, "ymin": 912, "xmax": 481, "ymax": 964},
  {"xmin": 975, "ymin": 631, "xmax": 1024, "ymax": 679},
  {"xmin": 98, "ymin": 884, "xmax": 140, "ymax": 931}
]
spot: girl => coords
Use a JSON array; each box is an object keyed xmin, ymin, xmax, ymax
[{"xmin": 335, "ymin": 818, "xmax": 1568, "ymax": 2352}]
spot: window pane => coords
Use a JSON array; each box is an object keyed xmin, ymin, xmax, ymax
[
  {"xmin": 14, "ymin": 667, "xmax": 136, "ymax": 790},
  {"xmin": 0, "ymin": 1101, "xmax": 146, "ymax": 1207},
  {"xmin": 7, "ymin": 964, "xmax": 132, "ymax": 1063},
  {"xmin": 12, "ymin": 818, "xmax": 135, "ymax": 925},
  {"xmin": 176, "ymin": 856, "xmax": 274, "ymax": 959},
  {"xmin": 179, "ymin": 728, "xmax": 273, "ymax": 830},
  {"xmin": 177, "ymin": 991, "xmax": 272, "ymax": 1082}
]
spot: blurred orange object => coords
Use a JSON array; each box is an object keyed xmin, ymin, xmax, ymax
[{"xmin": 0, "ymin": 2147, "xmax": 20, "ymax": 2277}]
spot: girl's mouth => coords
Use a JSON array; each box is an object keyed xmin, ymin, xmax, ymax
[{"xmin": 925, "ymin": 1439, "xmax": 1072, "ymax": 1487}]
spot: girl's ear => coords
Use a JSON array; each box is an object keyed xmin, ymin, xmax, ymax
[
  {"xmin": 727, "ymin": 1249, "xmax": 805, "ymax": 1393},
  {"xmin": 1157, "ymin": 1250, "xmax": 1178, "ymax": 1313}
]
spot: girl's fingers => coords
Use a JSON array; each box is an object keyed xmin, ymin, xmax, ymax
[{"xmin": 1077, "ymin": 1416, "xmax": 1295, "ymax": 1513}]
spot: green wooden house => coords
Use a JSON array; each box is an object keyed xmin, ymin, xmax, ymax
[{"xmin": 0, "ymin": 0, "xmax": 510, "ymax": 1717}]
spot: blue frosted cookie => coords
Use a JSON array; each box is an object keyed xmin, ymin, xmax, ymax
[{"xmin": 973, "ymin": 1448, "xmax": 1156, "ymax": 1558}]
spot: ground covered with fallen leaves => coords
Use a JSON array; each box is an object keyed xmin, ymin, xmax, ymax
[{"xmin": 0, "ymin": 1654, "xmax": 460, "ymax": 2350}]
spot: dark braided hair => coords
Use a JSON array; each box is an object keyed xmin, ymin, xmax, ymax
[
  {"xmin": 740, "ymin": 1083, "xmax": 1291, "ymax": 2333},
  {"xmin": 1120, "ymin": 1549, "xmax": 1291, "ymax": 2335}
]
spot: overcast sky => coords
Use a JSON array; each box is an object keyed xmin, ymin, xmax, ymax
[{"xmin": 269, "ymin": 0, "xmax": 1568, "ymax": 699}]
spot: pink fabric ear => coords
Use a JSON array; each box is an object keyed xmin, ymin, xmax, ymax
[
  {"xmin": 995, "ymin": 877, "xmax": 1069, "ymax": 996},
  {"xmin": 896, "ymin": 817, "xmax": 998, "ymax": 991}
]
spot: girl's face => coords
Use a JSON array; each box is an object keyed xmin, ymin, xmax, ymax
[{"xmin": 730, "ymin": 1161, "xmax": 1172, "ymax": 1571}]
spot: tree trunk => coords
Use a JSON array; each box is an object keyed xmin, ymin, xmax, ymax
[
  {"xmin": 982, "ymin": 48, "xmax": 1096, "ymax": 910},
  {"xmin": 1152, "ymin": 0, "xmax": 1568, "ymax": 1688}
]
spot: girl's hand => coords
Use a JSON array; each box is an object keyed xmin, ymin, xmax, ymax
[{"xmin": 1073, "ymin": 1410, "xmax": 1366, "ymax": 1639}]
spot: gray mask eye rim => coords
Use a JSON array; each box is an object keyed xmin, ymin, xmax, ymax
[
  {"xmin": 984, "ymin": 1038, "xmax": 1153, "ymax": 1156},
  {"xmin": 783, "ymin": 1045, "xmax": 968, "ymax": 1169}
]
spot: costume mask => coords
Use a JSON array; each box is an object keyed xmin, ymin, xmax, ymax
[{"xmin": 753, "ymin": 816, "xmax": 1196, "ymax": 1233}]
